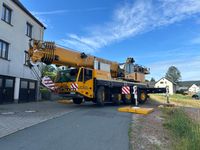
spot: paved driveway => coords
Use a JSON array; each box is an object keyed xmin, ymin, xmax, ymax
[
  {"xmin": 0, "ymin": 103, "xmax": 131, "ymax": 150},
  {"xmin": 0, "ymin": 101, "xmax": 76, "ymax": 138}
]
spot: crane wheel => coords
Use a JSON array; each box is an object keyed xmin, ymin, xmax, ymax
[
  {"xmin": 96, "ymin": 86, "xmax": 105, "ymax": 106},
  {"xmin": 73, "ymin": 98, "xmax": 83, "ymax": 104},
  {"xmin": 138, "ymin": 90, "xmax": 147, "ymax": 104}
]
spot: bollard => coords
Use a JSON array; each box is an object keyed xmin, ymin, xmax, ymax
[
  {"xmin": 133, "ymin": 86, "xmax": 138, "ymax": 106},
  {"xmin": 166, "ymin": 86, "xmax": 170, "ymax": 104}
]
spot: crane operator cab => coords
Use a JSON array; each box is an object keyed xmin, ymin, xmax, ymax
[{"xmin": 55, "ymin": 67, "xmax": 94, "ymax": 104}]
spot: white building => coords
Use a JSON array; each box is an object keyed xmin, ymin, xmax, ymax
[
  {"xmin": 188, "ymin": 84, "xmax": 200, "ymax": 94},
  {"xmin": 0, "ymin": 0, "xmax": 45, "ymax": 103},
  {"xmin": 155, "ymin": 77, "xmax": 176, "ymax": 95},
  {"xmin": 176, "ymin": 81, "xmax": 200, "ymax": 94}
]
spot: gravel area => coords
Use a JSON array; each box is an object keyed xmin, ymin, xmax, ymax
[{"xmin": 130, "ymin": 100, "xmax": 172, "ymax": 150}]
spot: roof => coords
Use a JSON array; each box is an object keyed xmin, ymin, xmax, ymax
[
  {"xmin": 156, "ymin": 77, "xmax": 177, "ymax": 85},
  {"xmin": 11, "ymin": 0, "xmax": 46, "ymax": 29},
  {"xmin": 177, "ymin": 81, "xmax": 200, "ymax": 88},
  {"xmin": 147, "ymin": 81, "xmax": 156, "ymax": 88}
]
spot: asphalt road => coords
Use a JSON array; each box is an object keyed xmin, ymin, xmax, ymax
[{"xmin": 0, "ymin": 103, "xmax": 132, "ymax": 150}]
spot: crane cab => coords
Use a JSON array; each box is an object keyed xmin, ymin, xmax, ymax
[{"xmin": 55, "ymin": 67, "xmax": 94, "ymax": 100}]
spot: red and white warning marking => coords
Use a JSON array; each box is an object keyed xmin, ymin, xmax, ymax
[
  {"xmin": 122, "ymin": 86, "xmax": 130, "ymax": 94},
  {"xmin": 70, "ymin": 83, "xmax": 78, "ymax": 91},
  {"xmin": 42, "ymin": 76, "xmax": 56, "ymax": 91}
]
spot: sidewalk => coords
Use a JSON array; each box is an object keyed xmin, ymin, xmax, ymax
[{"xmin": 0, "ymin": 101, "xmax": 75, "ymax": 138}]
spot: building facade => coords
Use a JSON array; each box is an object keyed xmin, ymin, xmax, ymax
[
  {"xmin": 0, "ymin": 0, "xmax": 45, "ymax": 103},
  {"xmin": 176, "ymin": 81, "xmax": 200, "ymax": 94},
  {"xmin": 188, "ymin": 84, "xmax": 200, "ymax": 94},
  {"xmin": 155, "ymin": 77, "xmax": 176, "ymax": 95}
]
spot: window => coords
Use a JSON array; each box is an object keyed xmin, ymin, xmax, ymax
[
  {"xmin": 84, "ymin": 69, "xmax": 92, "ymax": 81},
  {"xmin": 26, "ymin": 22, "xmax": 33, "ymax": 38},
  {"xmin": 21, "ymin": 81, "xmax": 28, "ymax": 89},
  {"xmin": 2, "ymin": 4, "xmax": 12, "ymax": 24},
  {"xmin": 0, "ymin": 40, "xmax": 9, "ymax": 59},
  {"xmin": 78, "ymin": 68, "xmax": 83, "ymax": 82},
  {"xmin": 160, "ymin": 81, "xmax": 164, "ymax": 84},
  {"xmin": 5, "ymin": 79, "xmax": 13, "ymax": 88},
  {"xmin": 55, "ymin": 69, "xmax": 78, "ymax": 83},
  {"xmin": 29, "ymin": 82, "xmax": 35, "ymax": 89}
]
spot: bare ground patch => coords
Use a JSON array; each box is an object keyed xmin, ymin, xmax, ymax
[
  {"xmin": 130, "ymin": 100, "xmax": 172, "ymax": 150},
  {"xmin": 130, "ymin": 96, "xmax": 200, "ymax": 150}
]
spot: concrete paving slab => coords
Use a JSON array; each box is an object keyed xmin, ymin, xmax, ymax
[{"xmin": 0, "ymin": 101, "xmax": 76, "ymax": 138}]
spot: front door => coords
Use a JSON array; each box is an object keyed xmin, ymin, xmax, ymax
[
  {"xmin": 76, "ymin": 68, "xmax": 93, "ymax": 98},
  {"xmin": 19, "ymin": 80, "xmax": 29, "ymax": 102},
  {"xmin": 19, "ymin": 79, "xmax": 36, "ymax": 103},
  {"xmin": 28, "ymin": 81, "xmax": 36, "ymax": 101},
  {"xmin": 0, "ymin": 75, "xmax": 15, "ymax": 104}
]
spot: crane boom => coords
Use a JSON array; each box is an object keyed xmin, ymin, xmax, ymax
[{"xmin": 28, "ymin": 40, "xmax": 119, "ymax": 77}]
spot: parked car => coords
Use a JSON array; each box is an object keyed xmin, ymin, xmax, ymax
[{"xmin": 192, "ymin": 92, "xmax": 200, "ymax": 100}]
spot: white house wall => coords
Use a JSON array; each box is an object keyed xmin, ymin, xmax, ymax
[
  {"xmin": 0, "ymin": 0, "xmax": 44, "ymax": 102},
  {"xmin": 155, "ymin": 78, "xmax": 174, "ymax": 95},
  {"xmin": 0, "ymin": 0, "xmax": 44, "ymax": 80},
  {"xmin": 189, "ymin": 84, "xmax": 200, "ymax": 93}
]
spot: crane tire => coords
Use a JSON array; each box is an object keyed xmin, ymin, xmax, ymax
[
  {"xmin": 73, "ymin": 98, "xmax": 83, "ymax": 104},
  {"xmin": 96, "ymin": 86, "xmax": 105, "ymax": 106},
  {"xmin": 138, "ymin": 90, "xmax": 147, "ymax": 104}
]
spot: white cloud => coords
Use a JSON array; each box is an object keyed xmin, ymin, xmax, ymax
[
  {"xmin": 61, "ymin": 0, "xmax": 200, "ymax": 52},
  {"xmin": 57, "ymin": 38, "xmax": 97, "ymax": 53},
  {"xmin": 31, "ymin": 7, "xmax": 107, "ymax": 15},
  {"xmin": 32, "ymin": 10, "xmax": 68, "ymax": 15}
]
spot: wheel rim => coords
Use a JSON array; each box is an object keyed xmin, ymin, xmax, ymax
[
  {"xmin": 140, "ymin": 92, "xmax": 146, "ymax": 101},
  {"xmin": 125, "ymin": 94, "xmax": 131, "ymax": 100}
]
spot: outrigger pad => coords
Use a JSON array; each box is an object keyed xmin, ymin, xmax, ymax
[
  {"xmin": 58, "ymin": 100, "xmax": 73, "ymax": 104},
  {"xmin": 118, "ymin": 106, "xmax": 154, "ymax": 115}
]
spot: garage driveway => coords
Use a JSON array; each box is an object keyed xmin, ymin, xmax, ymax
[{"xmin": 0, "ymin": 102, "xmax": 132, "ymax": 150}]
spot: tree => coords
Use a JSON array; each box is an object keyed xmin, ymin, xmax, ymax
[
  {"xmin": 41, "ymin": 64, "xmax": 57, "ymax": 80},
  {"xmin": 150, "ymin": 77, "xmax": 156, "ymax": 82},
  {"xmin": 165, "ymin": 66, "xmax": 181, "ymax": 82}
]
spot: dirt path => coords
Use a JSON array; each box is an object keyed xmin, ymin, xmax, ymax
[
  {"xmin": 130, "ymin": 98, "xmax": 200, "ymax": 150},
  {"xmin": 130, "ymin": 100, "xmax": 172, "ymax": 150}
]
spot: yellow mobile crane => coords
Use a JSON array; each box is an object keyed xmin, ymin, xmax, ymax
[{"xmin": 28, "ymin": 40, "xmax": 165, "ymax": 106}]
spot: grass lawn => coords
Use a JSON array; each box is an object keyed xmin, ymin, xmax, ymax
[
  {"xmin": 150, "ymin": 94, "xmax": 200, "ymax": 108},
  {"xmin": 150, "ymin": 94, "xmax": 200, "ymax": 149},
  {"xmin": 161, "ymin": 108, "xmax": 200, "ymax": 150}
]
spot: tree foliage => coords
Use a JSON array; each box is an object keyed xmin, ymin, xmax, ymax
[
  {"xmin": 150, "ymin": 77, "xmax": 156, "ymax": 82},
  {"xmin": 165, "ymin": 66, "xmax": 181, "ymax": 82},
  {"xmin": 41, "ymin": 64, "xmax": 57, "ymax": 80}
]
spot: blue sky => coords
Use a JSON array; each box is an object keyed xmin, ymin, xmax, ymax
[{"xmin": 21, "ymin": 0, "xmax": 200, "ymax": 81}]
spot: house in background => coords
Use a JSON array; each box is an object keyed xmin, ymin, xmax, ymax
[
  {"xmin": 0, "ymin": 0, "xmax": 46, "ymax": 104},
  {"xmin": 147, "ymin": 81, "xmax": 156, "ymax": 88},
  {"xmin": 176, "ymin": 81, "xmax": 200, "ymax": 94},
  {"xmin": 189, "ymin": 84, "xmax": 200, "ymax": 94},
  {"xmin": 154, "ymin": 77, "xmax": 177, "ymax": 95}
]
